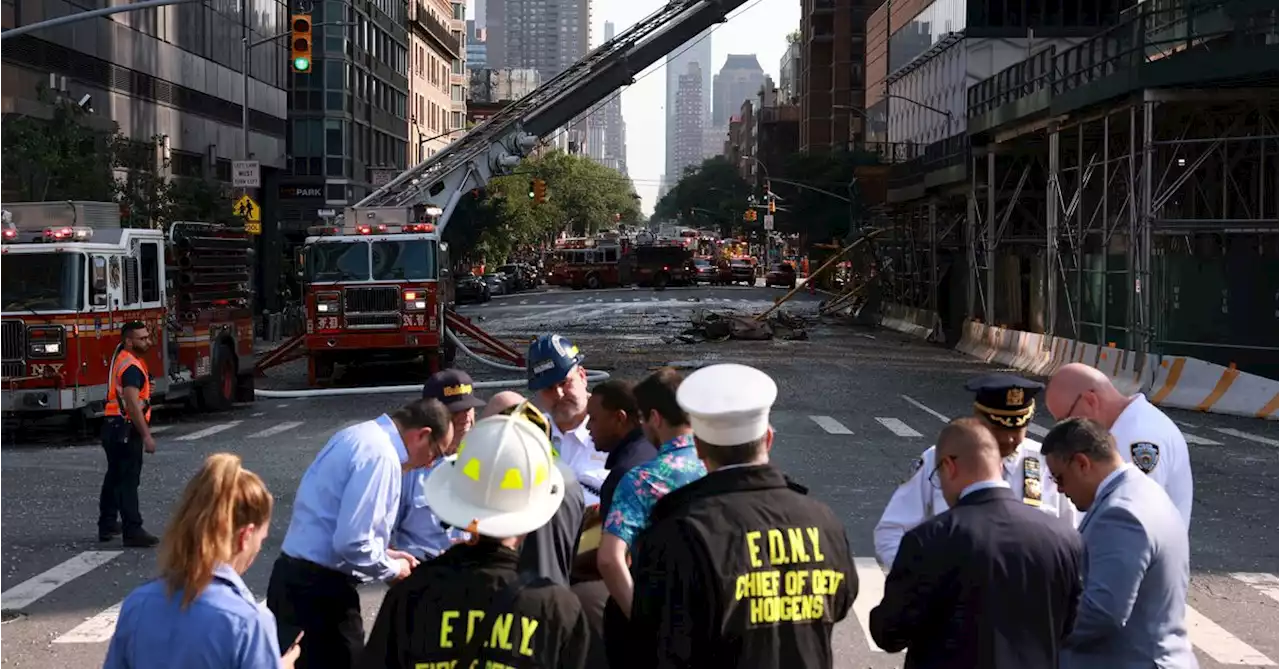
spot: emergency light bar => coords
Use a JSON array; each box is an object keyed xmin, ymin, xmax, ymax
[
  {"xmin": 43, "ymin": 226, "xmax": 94, "ymax": 242},
  {"xmin": 305, "ymin": 223, "xmax": 437, "ymax": 236},
  {"xmin": 402, "ymin": 223, "xmax": 435, "ymax": 233},
  {"xmin": 356, "ymin": 224, "xmax": 388, "ymax": 235}
]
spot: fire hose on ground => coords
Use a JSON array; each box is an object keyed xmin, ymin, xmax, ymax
[{"xmin": 252, "ymin": 327, "xmax": 611, "ymax": 399}]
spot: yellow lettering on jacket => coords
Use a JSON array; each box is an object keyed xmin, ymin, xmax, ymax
[
  {"xmin": 435, "ymin": 610, "xmax": 541, "ymax": 659},
  {"xmin": 733, "ymin": 527, "xmax": 845, "ymax": 627}
]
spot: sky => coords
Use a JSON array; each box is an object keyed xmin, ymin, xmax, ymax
[{"xmin": 468, "ymin": 0, "xmax": 800, "ymax": 216}]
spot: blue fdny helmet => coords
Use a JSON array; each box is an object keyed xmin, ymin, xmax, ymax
[{"xmin": 526, "ymin": 334, "xmax": 585, "ymax": 392}]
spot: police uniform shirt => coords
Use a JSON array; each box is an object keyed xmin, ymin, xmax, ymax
[
  {"xmin": 630, "ymin": 465, "xmax": 857, "ymax": 669},
  {"xmin": 551, "ymin": 418, "xmax": 609, "ymax": 505},
  {"xmin": 873, "ymin": 439, "xmax": 1079, "ymax": 569},
  {"xmin": 1110, "ymin": 393, "xmax": 1194, "ymax": 529},
  {"xmin": 360, "ymin": 540, "xmax": 590, "ymax": 669}
]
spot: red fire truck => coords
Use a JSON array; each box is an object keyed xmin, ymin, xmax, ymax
[
  {"xmin": 290, "ymin": 215, "xmax": 456, "ymax": 385},
  {"xmin": 1, "ymin": 201, "xmax": 256, "ymax": 423},
  {"xmin": 545, "ymin": 237, "xmax": 627, "ymax": 289}
]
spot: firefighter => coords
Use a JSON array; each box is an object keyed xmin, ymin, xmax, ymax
[
  {"xmin": 359, "ymin": 412, "xmax": 591, "ymax": 669},
  {"xmin": 873, "ymin": 374, "xmax": 1079, "ymax": 569},
  {"xmin": 628, "ymin": 363, "xmax": 857, "ymax": 669},
  {"xmin": 99, "ymin": 321, "xmax": 160, "ymax": 548}
]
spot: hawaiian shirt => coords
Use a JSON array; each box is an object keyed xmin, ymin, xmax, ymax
[{"xmin": 602, "ymin": 433, "xmax": 707, "ymax": 547}]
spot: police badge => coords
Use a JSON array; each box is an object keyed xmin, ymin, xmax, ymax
[
  {"xmin": 902, "ymin": 457, "xmax": 924, "ymax": 484},
  {"xmin": 1130, "ymin": 442, "xmax": 1160, "ymax": 474}
]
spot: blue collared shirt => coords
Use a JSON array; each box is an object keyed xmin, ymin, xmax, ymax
[
  {"xmin": 280, "ymin": 414, "xmax": 408, "ymax": 582},
  {"xmin": 104, "ymin": 564, "xmax": 282, "ymax": 669},
  {"xmin": 391, "ymin": 457, "xmax": 459, "ymax": 559}
]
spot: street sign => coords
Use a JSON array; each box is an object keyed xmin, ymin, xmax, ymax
[
  {"xmin": 245, "ymin": 221, "xmax": 262, "ymax": 235},
  {"xmin": 232, "ymin": 161, "xmax": 260, "ymax": 188},
  {"xmin": 763, "ymin": 214, "xmax": 775, "ymax": 231},
  {"xmin": 233, "ymin": 194, "xmax": 261, "ymax": 223},
  {"xmin": 317, "ymin": 208, "xmax": 337, "ymax": 217}
]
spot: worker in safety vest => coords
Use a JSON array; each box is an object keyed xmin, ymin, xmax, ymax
[{"xmin": 100, "ymin": 321, "xmax": 160, "ymax": 547}]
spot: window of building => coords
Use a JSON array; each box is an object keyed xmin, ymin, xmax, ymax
[
  {"xmin": 325, "ymin": 120, "xmax": 345, "ymax": 156},
  {"xmin": 326, "ymin": 183, "xmax": 346, "ymax": 200}
]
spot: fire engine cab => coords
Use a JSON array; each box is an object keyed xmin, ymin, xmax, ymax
[
  {"xmin": 296, "ymin": 207, "xmax": 455, "ymax": 385},
  {"xmin": 1, "ymin": 201, "xmax": 256, "ymax": 422}
]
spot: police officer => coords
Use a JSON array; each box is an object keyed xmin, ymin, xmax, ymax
[
  {"xmin": 527, "ymin": 333, "xmax": 608, "ymax": 504},
  {"xmin": 100, "ymin": 321, "xmax": 160, "ymax": 547},
  {"xmin": 267, "ymin": 398, "xmax": 453, "ymax": 669},
  {"xmin": 359, "ymin": 412, "xmax": 590, "ymax": 669},
  {"xmin": 629, "ymin": 363, "xmax": 857, "ymax": 669},
  {"xmin": 392, "ymin": 369, "xmax": 486, "ymax": 561},
  {"xmin": 1045, "ymin": 362, "xmax": 1194, "ymax": 529},
  {"xmin": 873, "ymin": 374, "xmax": 1079, "ymax": 569}
]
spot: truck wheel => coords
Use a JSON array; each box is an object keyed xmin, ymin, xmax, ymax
[
  {"xmin": 586, "ymin": 274, "xmax": 601, "ymax": 290},
  {"xmin": 200, "ymin": 344, "xmax": 236, "ymax": 412},
  {"xmin": 653, "ymin": 273, "xmax": 669, "ymax": 290}
]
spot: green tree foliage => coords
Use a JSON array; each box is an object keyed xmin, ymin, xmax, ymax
[
  {"xmin": 775, "ymin": 148, "xmax": 880, "ymax": 245},
  {"xmin": 653, "ymin": 156, "xmax": 752, "ymax": 237},
  {"xmin": 447, "ymin": 150, "xmax": 640, "ymax": 263},
  {"xmin": 2, "ymin": 86, "xmax": 234, "ymax": 229}
]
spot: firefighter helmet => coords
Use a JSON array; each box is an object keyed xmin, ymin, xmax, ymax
[{"xmin": 526, "ymin": 334, "xmax": 584, "ymax": 392}]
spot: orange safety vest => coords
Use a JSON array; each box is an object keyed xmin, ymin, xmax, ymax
[{"xmin": 104, "ymin": 351, "xmax": 152, "ymax": 423}]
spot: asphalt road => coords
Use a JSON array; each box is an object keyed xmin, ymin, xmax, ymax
[{"xmin": 2, "ymin": 284, "xmax": 1277, "ymax": 668}]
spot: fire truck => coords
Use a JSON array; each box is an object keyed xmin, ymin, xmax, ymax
[
  {"xmin": 1, "ymin": 201, "xmax": 256, "ymax": 423},
  {"xmin": 292, "ymin": 211, "xmax": 456, "ymax": 385},
  {"xmin": 545, "ymin": 237, "xmax": 627, "ymax": 289}
]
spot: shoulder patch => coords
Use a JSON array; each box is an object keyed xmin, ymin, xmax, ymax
[
  {"xmin": 1130, "ymin": 442, "xmax": 1160, "ymax": 474},
  {"xmin": 901, "ymin": 457, "xmax": 924, "ymax": 484}
]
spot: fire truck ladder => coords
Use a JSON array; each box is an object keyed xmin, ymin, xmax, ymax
[
  {"xmin": 254, "ymin": 333, "xmax": 306, "ymax": 375},
  {"xmin": 350, "ymin": 0, "xmax": 753, "ymax": 231},
  {"xmin": 444, "ymin": 310, "xmax": 526, "ymax": 367}
]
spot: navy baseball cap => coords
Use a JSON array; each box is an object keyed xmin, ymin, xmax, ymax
[{"xmin": 424, "ymin": 369, "xmax": 486, "ymax": 412}]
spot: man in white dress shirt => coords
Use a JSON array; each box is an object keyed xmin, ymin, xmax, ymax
[
  {"xmin": 527, "ymin": 333, "xmax": 609, "ymax": 504},
  {"xmin": 874, "ymin": 374, "xmax": 1080, "ymax": 569}
]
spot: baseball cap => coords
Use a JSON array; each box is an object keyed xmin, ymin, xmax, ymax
[{"xmin": 423, "ymin": 369, "xmax": 486, "ymax": 412}]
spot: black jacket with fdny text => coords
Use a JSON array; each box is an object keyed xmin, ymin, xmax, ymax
[
  {"xmin": 629, "ymin": 464, "xmax": 858, "ymax": 669},
  {"xmin": 359, "ymin": 541, "xmax": 590, "ymax": 669}
]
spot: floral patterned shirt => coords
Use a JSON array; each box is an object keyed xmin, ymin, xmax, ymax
[{"xmin": 603, "ymin": 433, "xmax": 707, "ymax": 547}]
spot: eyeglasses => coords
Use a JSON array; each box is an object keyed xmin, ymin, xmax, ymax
[{"xmin": 928, "ymin": 455, "xmax": 957, "ymax": 488}]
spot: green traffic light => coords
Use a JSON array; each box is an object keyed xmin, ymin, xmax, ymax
[{"xmin": 293, "ymin": 57, "xmax": 310, "ymax": 71}]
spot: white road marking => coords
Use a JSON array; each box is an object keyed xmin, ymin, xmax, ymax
[
  {"xmin": 54, "ymin": 602, "xmax": 123, "ymax": 644},
  {"xmin": 1, "ymin": 551, "xmax": 122, "ymax": 610},
  {"xmin": 1186, "ymin": 604, "xmax": 1276, "ymax": 665},
  {"xmin": 614, "ymin": 298, "xmax": 622, "ymax": 302},
  {"xmin": 875, "ymin": 417, "xmax": 922, "ymax": 438},
  {"xmin": 651, "ymin": 297, "xmax": 659, "ymax": 302},
  {"xmin": 249, "ymin": 421, "xmax": 305, "ymax": 439},
  {"xmin": 502, "ymin": 303, "xmax": 584, "ymax": 323},
  {"xmin": 809, "ymin": 415, "xmax": 853, "ymax": 435},
  {"xmin": 1177, "ymin": 419, "xmax": 1201, "ymax": 428},
  {"xmin": 1211, "ymin": 427, "xmax": 1277, "ymax": 446},
  {"xmin": 1231, "ymin": 572, "xmax": 1280, "ymax": 602},
  {"xmin": 632, "ymin": 297, "xmax": 641, "ymax": 302},
  {"xmin": 149, "ymin": 425, "xmax": 173, "ymax": 434},
  {"xmin": 1026, "ymin": 423, "xmax": 1049, "ymax": 438},
  {"xmin": 1183, "ymin": 432, "xmax": 1223, "ymax": 446},
  {"xmin": 537, "ymin": 300, "xmax": 547, "ymax": 304},
  {"xmin": 901, "ymin": 395, "xmax": 949, "ymax": 423},
  {"xmin": 275, "ymin": 403, "xmax": 290, "ymax": 408},
  {"xmin": 174, "ymin": 421, "xmax": 242, "ymax": 441},
  {"xmin": 519, "ymin": 300, "xmax": 528, "ymax": 305},
  {"xmin": 251, "ymin": 412, "xmax": 266, "ymax": 418},
  {"xmin": 851, "ymin": 558, "xmax": 886, "ymax": 653}
]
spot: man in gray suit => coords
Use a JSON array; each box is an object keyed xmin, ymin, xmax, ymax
[{"xmin": 1041, "ymin": 417, "xmax": 1197, "ymax": 669}]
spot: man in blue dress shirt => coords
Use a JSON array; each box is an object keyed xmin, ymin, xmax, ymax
[
  {"xmin": 265, "ymin": 398, "xmax": 453, "ymax": 669},
  {"xmin": 392, "ymin": 369, "xmax": 486, "ymax": 560}
]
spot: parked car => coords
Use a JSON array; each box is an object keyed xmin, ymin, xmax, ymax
[
  {"xmin": 496, "ymin": 264, "xmax": 537, "ymax": 291},
  {"xmin": 455, "ymin": 274, "xmax": 491, "ymax": 303},
  {"xmin": 765, "ymin": 262, "xmax": 797, "ymax": 289},
  {"xmin": 729, "ymin": 260, "xmax": 756, "ymax": 286},
  {"xmin": 483, "ymin": 272, "xmax": 512, "ymax": 296},
  {"xmin": 690, "ymin": 257, "xmax": 717, "ymax": 284}
]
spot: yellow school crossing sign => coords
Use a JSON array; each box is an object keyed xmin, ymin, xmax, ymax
[{"xmin": 233, "ymin": 195, "xmax": 261, "ymax": 234}]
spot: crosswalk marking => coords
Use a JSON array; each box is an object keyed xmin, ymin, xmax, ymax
[
  {"xmin": 851, "ymin": 558, "xmax": 886, "ymax": 653},
  {"xmin": 1186, "ymin": 604, "xmax": 1276, "ymax": 665},
  {"xmin": 53, "ymin": 602, "xmax": 122, "ymax": 644},
  {"xmin": 174, "ymin": 421, "xmax": 242, "ymax": 441},
  {"xmin": 248, "ymin": 421, "xmax": 305, "ymax": 439},
  {"xmin": 810, "ymin": 415, "xmax": 853, "ymax": 435},
  {"xmin": 1, "ymin": 551, "xmax": 122, "ymax": 610},
  {"xmin": 1212, "ymin": 427, "xmax": 1276, "ymax": 446},
  {"xmin": 1231, "ymin": 572, "xmax": 1280, "ymax": 602},
  {"xmin": 1183, "ymin": 432, "xmax": 1223, "ymax": 446},
  {"xmin": 875, "ymin": 417, "xmax": 922, "ymax": 438},
  {"xmin": 149, "ymin": 425, "xmax": 173, "ymax": 434},
  {"xmin": 900, "ymin": 395, "xmax": 949, "ymax": 423}
]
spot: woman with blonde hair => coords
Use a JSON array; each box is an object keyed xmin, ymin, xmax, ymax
[{"xmin": 104, "ymin": 453, "xmax": 301, "ymax": 669}]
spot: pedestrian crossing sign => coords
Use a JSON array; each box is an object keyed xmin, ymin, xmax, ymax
[{"xmin": 233, "ymin": 195, "xmax": 261, "ymax": 223}]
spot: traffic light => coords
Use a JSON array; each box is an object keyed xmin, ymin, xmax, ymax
[
  {"xmin": 768, "ymin": 198, "xmax": 776, "ymax": 215},
  {"xmin": 290, "ymin": 14, "xmax": 313, "ymax": 72},
  {"xmin": 533, "ymin": 178, "xmax": 547, "ymax": 204},
  {"xmin": 528, "ymin": 180, "xmax": 536, "ymax": 199},
  {"xmin": 744, "ymin": 209, "xmax": 757, "ymax": 222}
]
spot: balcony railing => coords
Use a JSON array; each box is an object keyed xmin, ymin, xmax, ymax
[
  {"xmin": 967, "ymin": 0, "xmax": 1278, "ymax": 121},
  {"xmin": 887, "ymin": 134, "xmax": 969, "ymax": 190},
  {"xmin": 411, "ymin": 3, "xmax": 461, "ymax": 58}
]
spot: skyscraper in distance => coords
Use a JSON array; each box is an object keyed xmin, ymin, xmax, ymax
[{"xmin": 664, "ymin": 27, "xmax": 712, "ymax": 188}]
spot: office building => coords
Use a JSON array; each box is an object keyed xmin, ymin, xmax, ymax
[
  {"xmin": 595, "ymin": 21, "xmax": 628, "ymax": 175},
  {"xmin": 664, "ymin": 27, "xmax": 713, "ymax": 185},
  {"xmin": 779, "ymin": 38, "xmax": 801, "ymax": 104},
  {"xmin": 712, "ymin": 55, "xmax": 765, "ymax": 129},
  {"xmin": 798, "ymin": 0, "xmax": 872, "ymax": 150},
  {"xmin": 486, "ymin": 0, "xmax": 591, "ymax": 84},
  {"xmin": 466, "ymin": 21, "xmax": 488, "ymax": 70},
  {"xmin": 671, "ymin": 62, "xmax": 706, "ymax": 181},
  {"xmin": 409, "ymin": 0, "xmax": 467, "ymax": 166}
]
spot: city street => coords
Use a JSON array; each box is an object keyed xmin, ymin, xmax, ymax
[{"xmin": 2, "ymin": 284, "xmax": 1277, "ymax": 668}]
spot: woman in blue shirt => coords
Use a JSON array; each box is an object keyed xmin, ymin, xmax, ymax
[{"xmin": 104, "ymin": 453, "xmax": 300, "ymax": 669}]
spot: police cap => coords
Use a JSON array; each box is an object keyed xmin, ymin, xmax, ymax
[
  {"xmin": 965, "ymin": 373, "xmax": 1044, "ymax": 429},
  {"xmin": 676, "ymin": 363, "xmax": 777, "ymax": 446}
]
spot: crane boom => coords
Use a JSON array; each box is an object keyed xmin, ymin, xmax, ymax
[{"xmin": 347, "ymin": 0, "xmax": 750, "ymax": 235}]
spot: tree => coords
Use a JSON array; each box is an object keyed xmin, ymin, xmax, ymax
[
  {"xmin": 775, "ymin": 148, "xmax": 880, "ymax": 245},
  {"xmin": 2, "ymin": 85, "xmax": 236, "ymax": 229},
  {"xmin": 445, "ymin": 150, "xmax": 640, "ymax": 264},
  {"xmin": 653, "ymin": 156, "xmax": 752, "ymax": 237}
]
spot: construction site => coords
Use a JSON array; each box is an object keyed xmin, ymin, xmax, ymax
[{"xmin": 872, "ymin": 0, "xmax": 1277, "ymax": 385}]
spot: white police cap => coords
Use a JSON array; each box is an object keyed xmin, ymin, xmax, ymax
[{"xmin": 676, "ymin": 363, "xmax": 778, "ymax": 446}]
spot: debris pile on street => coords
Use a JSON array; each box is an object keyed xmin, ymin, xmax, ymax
[{"xmin": 677, "ymin": 309, "xmax": 809, "ymax": 343}]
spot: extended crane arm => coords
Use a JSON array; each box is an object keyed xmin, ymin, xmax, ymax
[{"xmin": 347, "ymin": 0, "xmax": 751, "ymax": 236}]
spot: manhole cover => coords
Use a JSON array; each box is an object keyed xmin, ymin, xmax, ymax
[{"xmin": 1, "ymin": 609, "xmax": 26, "ymax": 624}]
